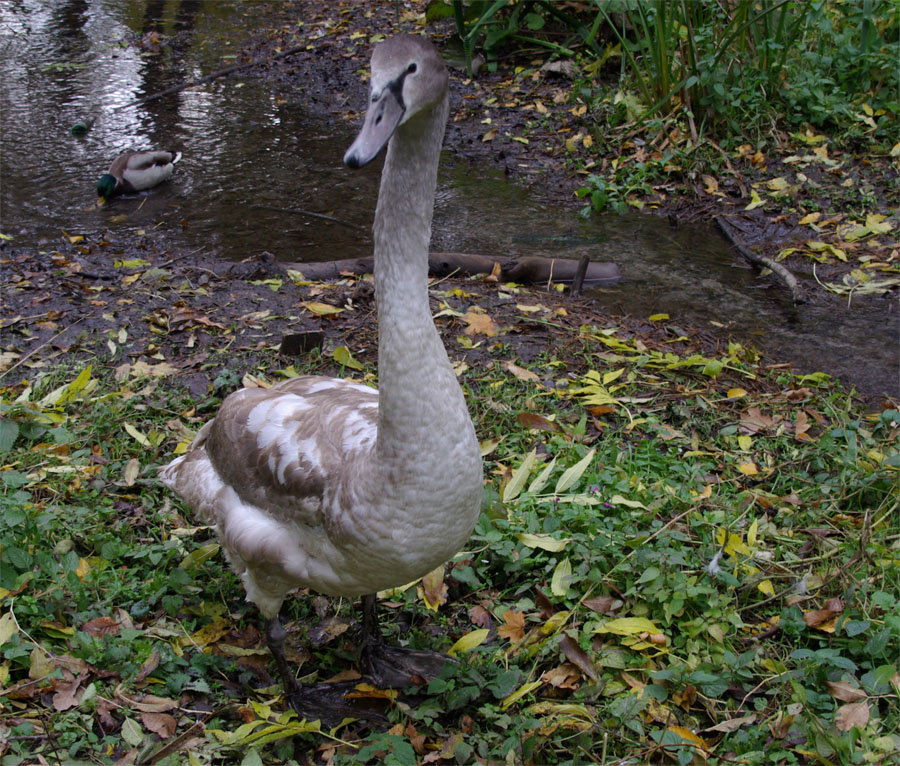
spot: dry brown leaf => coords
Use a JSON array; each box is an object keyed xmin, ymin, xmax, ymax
[
  {"xmin": 515, "ymin": 412, "xmax": 562, "ymax": 432},
  {"xmin": 559, "ymin": 635, "xmax": 598, "ymax": 681},
  {"xmin": 438, "ymin": 732, "xmax": 464, "ymax": 760},
  {"xmin": 498, "ymin": 608, "xmax": 526, "ymax": 642},
  {"xmin": 541, "ymin": 663, "xmax": 581, "ymax": 689},
  {"xmin": 503, "ymin": 362, "xmax": 540, "ymax": 383},
  {"xmin": 803, "ymin": 597, "xmax": 843, "ymax": 632},
  {"xmin": 115, "ymin": 688, "xmax": 180, "ymax": 713},
  {"xmin": 54, "ymin": 654, "xmax": 89, "ymax": 675},
  {"xmin": 82, "ymin": 616, "xmax": 121, "ymax": 637},
  {"xmin": 52, "ymin": 671, "xmax": 88, "ymax": 711},
  {"xmin": 419, "ymin": 565, "xmax": 448, "ymax": 611},
  {"xmin": 783, "ymin": 387, "xmax": 812, "ymax": 401},
  {"xmin": 701, "ymin": 714, "xmax": 757, "ymax": 734},
  {"xmin": 96, "ymin": 698, "xmax": 120, "ymax": 732},
  {"xmin": 794, "ymin": 409, "xmax": 812, "ymax": 441},
  {"xmin": 835, "ymin": 700, "xmax": 870, "ymax": 731},
  {"xmin": 325, "ymin": 668, "xmax": 362, "ymax": 684},
  {"xmin": 133, "ymin": 650, "xmax": 160, "ymax": 686},
  {"xmin": 468, "ymin": 605, "xmax": 492, "ymax": 628},
  {"xmin": 141, "ymin": 712, "xmax": 177, "ymax": 739},
  {"xmin": 826, "ymin": 681, "xmax": 867, "ymax": 702},
  {"xmin": 308, "ymin": 616, "xmax": 351, "ymax": 646},
  {"xmin": 406, "ymin": 726, "xmax": 427, "ymax": 756},
  {"xmin": 463, "ymin": 308, "xmax": 499, "ymax": 337},
  {"xmin": 769, "ymin": 711, "xmax": 794, "ymax": 739},
  {"xmin": 170, "ymin": 305, "xmax": 227, "ymax": 329},
  {"xmin": 654, "ymin": 424, "xmax": 687, "ymax": 441},
  {"xmin": 739, "ymin": 407, "xmax": 781, "ymax": 435},
  {"xmin": 582, "ymin": 596, "xmax": 621, "ymax": 615},
  {"xmin": 483, "ymin": 260, "xmax": 502, "ymax": 282},
  {"xmin": 535, "ymin": 589, "xmax": 555, "ymax": 619}
]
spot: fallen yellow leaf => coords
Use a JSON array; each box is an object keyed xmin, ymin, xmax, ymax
[
  {"xmin": 448, "ymin": 628, "xmax": 489, "ymax": 657},
  {"xmin": 798, "ymin": 212, "xmax": 821, "ymax": 225},
  {"xmin": 745, "ymin": 189, "xmax": 765, "ymax": 210},
  {"xmin": 300, "ymin": 301, "xmax": 343, "ymax": 316},
  {"xmin": 595, "ymin": 617, "xmax": 661, "ymax": 636}
]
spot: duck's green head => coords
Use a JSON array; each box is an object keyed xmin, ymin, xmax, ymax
[{"xmin": 96, "ymin": 174, "xmax": 117, "ymax": 204}]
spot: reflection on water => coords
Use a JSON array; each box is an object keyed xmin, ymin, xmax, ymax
[
  {"xmin": 1, "ymin": 0, "xmax": 372, "ymax": 261},
  {"xmin": 0, "ymin": 0, "xmax": 896, "ymax": 398}
]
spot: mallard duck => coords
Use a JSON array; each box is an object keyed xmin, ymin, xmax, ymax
[
  {"xmin": 159, "ymin": 35, "xmax": 482, "ymax": 723},
  {"xmin": 96, "ymin": 150, "xmax": 181, "ymax": 204}
]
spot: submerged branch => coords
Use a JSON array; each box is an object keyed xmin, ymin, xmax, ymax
[{"xmin": 716, "ymin": 215, "xmax": 806, "ymax": 304}]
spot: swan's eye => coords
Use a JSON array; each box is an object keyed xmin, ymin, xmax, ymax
[{"xmin": 407, "ymin": 62, "xmax": 417, "ymax": 74}]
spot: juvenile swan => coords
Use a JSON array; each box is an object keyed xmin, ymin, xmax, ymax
[{"xmin": 160, "ymin": 34, "xmax": 482, "ymax": 721}]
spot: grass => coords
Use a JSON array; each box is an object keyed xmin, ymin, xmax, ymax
[{"xmin": 1, "ymin": 311, "xmax": 898, "ymax": 765}]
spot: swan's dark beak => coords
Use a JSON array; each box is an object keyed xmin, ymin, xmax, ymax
[{"xmin": 344, "ymin": 87, "xmax": 405, "ymax": 169}]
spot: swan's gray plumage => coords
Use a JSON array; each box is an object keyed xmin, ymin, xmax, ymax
[{"xmin": 160, "ymin": 35, "xmax": 481, "ymax": 715}]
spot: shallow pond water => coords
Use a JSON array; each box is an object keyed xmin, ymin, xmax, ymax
[{"xmin": 1, "ymin": 0, "xmax": 896, "ymax": 399}]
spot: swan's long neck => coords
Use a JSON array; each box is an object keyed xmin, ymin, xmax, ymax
[{"xmin": 371, "ymin": 95, "xmax": 470, "ymax": 469}]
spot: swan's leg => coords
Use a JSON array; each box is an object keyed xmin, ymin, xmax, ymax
[
  {"xmin": 264, "ymin": 616, "xmax": 386, "ymax": 726},
  {"xmin": 359, "ymin": 594, "xmax": 457, "ymax": 689},
  {"xmin": 265, "ymin": 616, "xmax": 301, "ymax": 694}
]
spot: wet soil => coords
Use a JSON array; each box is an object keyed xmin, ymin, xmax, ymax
[{"xmin": 0, "ymin": 230, "xmax": 736, "ymax": 405}]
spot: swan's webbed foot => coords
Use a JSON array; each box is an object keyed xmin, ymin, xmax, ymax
[
  {"xmin": 358, "ymin": 593, "xmax": 457, "ymax": 689},
  {"xmin": 287, "ymin": 681, "xmax": 388, "ymax": 727},
  {"xmin": 361, "ymin": 640, "xmax": 456, "ymax": 689},
  {"xmin": 265, "ymin": 615, "xmax": 387, "ymax": 726}
]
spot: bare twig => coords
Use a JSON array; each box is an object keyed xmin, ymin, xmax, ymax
[
  {"xmin": 716, "ymin": 215, "xmax": 806, "ymax": 304},
  {"xmin": 252, "ymin": 205, "xmax": 360, "ymax": 229}
]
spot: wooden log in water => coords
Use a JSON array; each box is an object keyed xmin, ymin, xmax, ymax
[{"xmin": 281, "ymin": 252, "xmax": 620, "ymax": 286}]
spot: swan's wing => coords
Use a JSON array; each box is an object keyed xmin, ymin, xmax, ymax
[
  {"xmin": 161, "ymin": 376, "xmax": 379, "ymax": 528},
  {"xmin": 161, "ymin": 376, "xmax": 386, "ymax": 600}
]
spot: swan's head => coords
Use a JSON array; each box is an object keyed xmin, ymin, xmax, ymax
[{"xmin": 344, "ymin": 34, "xmax": 448, "ymax": 169}]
